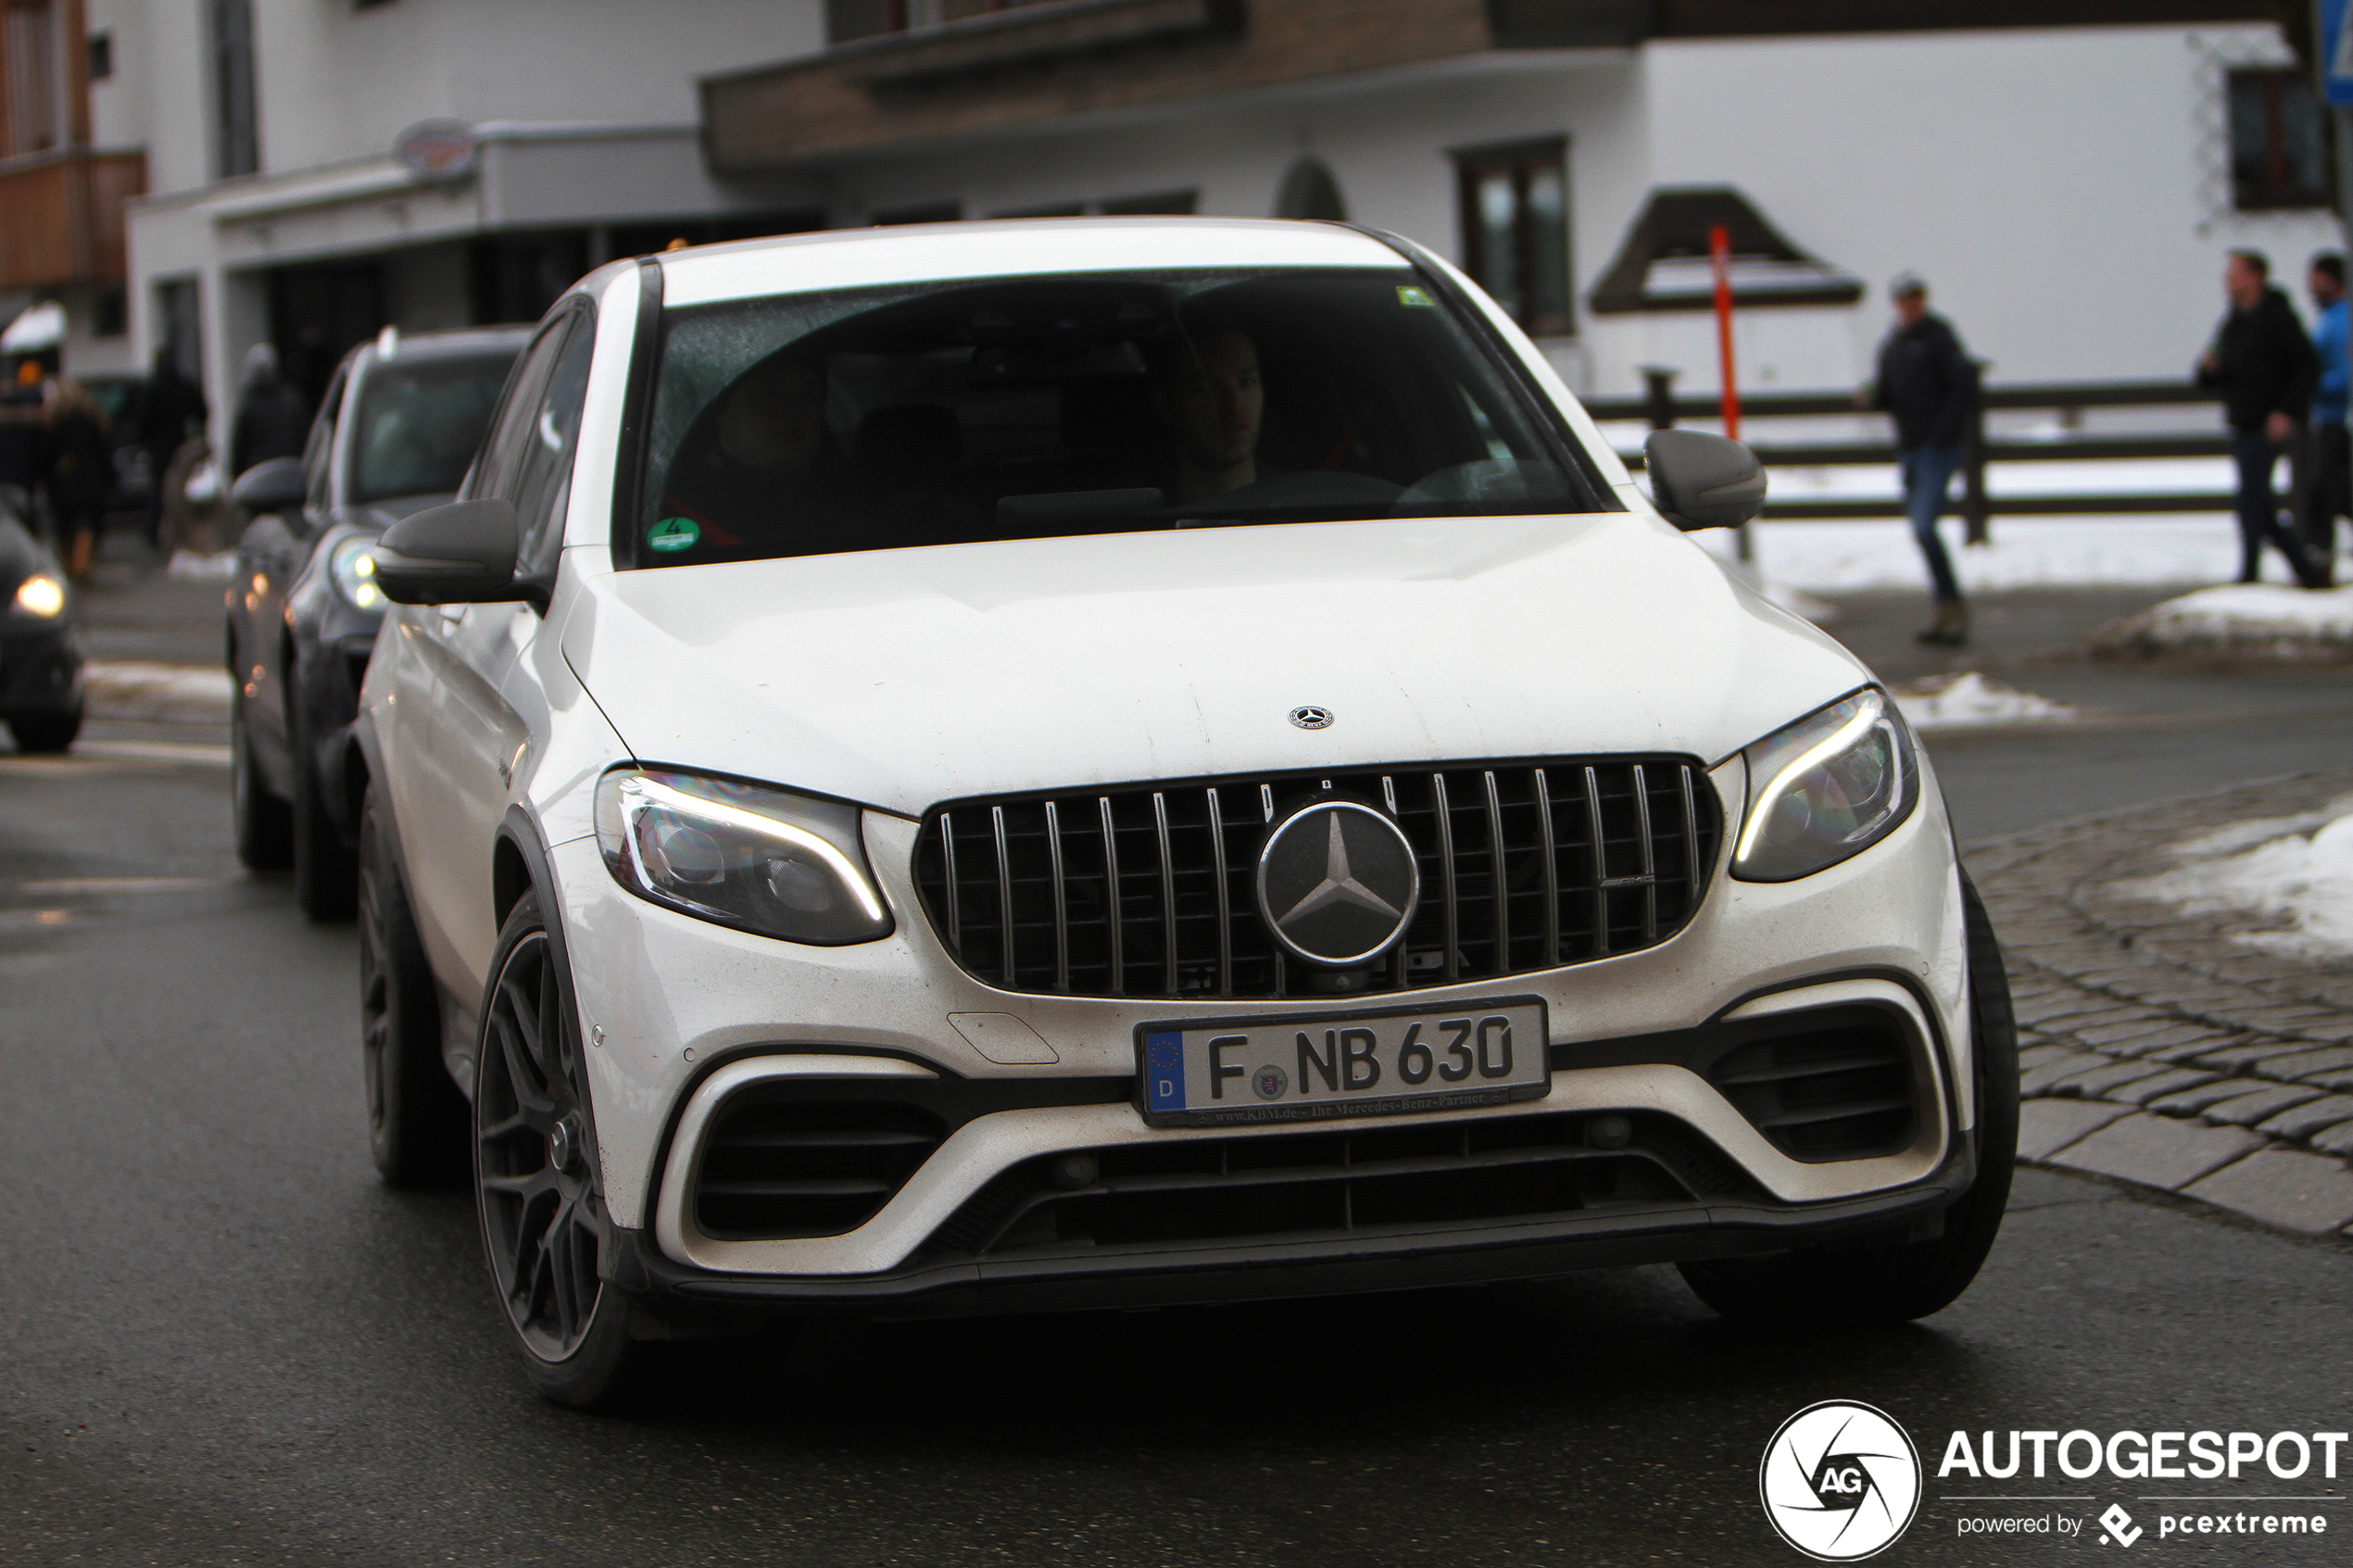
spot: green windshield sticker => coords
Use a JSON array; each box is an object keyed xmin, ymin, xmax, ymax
[
  {"xmin": 647, "ymin": 516, "xmax": 700, "ymax": 552},
  {"xmin": 1397, "ymin": 285, "xmax": 1435, "ymax": 309}
]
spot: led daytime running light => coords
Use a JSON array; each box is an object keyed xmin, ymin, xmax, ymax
[
  {"xmin": 1733, "ymin": 695, "xmax": 1885, "ymax": 868},
  {"xmin": 620, "ymin": 775, "xmax": 887, "ymax": 927}
]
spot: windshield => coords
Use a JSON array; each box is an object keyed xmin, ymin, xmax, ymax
[
  {"xmin": 350, "ymin": 353, "xmax": 516, "ymax": 504},
  {"xmin": 625, "ymin": 266, "xmax": 1609, "ymax": 568}
]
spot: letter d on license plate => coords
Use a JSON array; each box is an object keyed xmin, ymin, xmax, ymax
[{"xmin": 1136, "ymin": 997, "xmax": 1548, "ymax": 1128}]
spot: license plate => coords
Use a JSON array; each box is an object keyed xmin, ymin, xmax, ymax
[{"xmin": 1136, "ymin": 997, "xmax": 1548, "ymax": 1128}]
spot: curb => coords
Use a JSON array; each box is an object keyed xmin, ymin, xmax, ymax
[{"xmin": 1970, "ymin": 771, "xmax": 2353, "ymax": 1239}]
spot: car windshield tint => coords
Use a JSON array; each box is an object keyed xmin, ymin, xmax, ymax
[
  {"xmin": 350, "ymin": 354, "xmax": 516, "ymax": 504},
  {"xmin": 626, "ymin": 266, "xmax": 1606, "ymax": 567}
]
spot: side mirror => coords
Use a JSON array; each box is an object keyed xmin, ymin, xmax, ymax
[
  {"xmin": 230, "ymin": 456, "xmax": 307, "ymax": 517},
  {"xmin": 1643, "ymin": 429, "xmax": 1767, "ymax": 532},
  {"xmin": 373, "ymin": 497, "xmax": 526, "ymax": 605}
]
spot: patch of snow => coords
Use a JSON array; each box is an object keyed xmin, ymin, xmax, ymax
[
  {"xmin": 2087, "ymin": 583, "xmax": 2353, "ymax": 660},
  {"xmin": 166, "ymin": 549, "xmax": 239, "ymax": 580},
  {"xmin": 2114, "ymin": 797, "xmax": 2353, "ymax": 958},
  {"xmin": 83, "ymin": 660, "xmax": 233, "ymax": 723},
  {"xmin": 1888, "ymin": 671, "xmax": 2075, "ymax": 731},
  {"xmin": 1697, "ymin": 515, "xmax": 2347, "ymax": 596}
]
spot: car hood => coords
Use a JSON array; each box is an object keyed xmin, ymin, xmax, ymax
[{"xmin": 564, "ymin": 512, "xmax": 1871, "ymax": 819}]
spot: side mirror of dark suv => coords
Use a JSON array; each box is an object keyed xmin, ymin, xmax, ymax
[
  {"xmin": 1643, "ymin": 429, "xmax": 1768, "ymax": 532},
  {"xmin": 230, "ymin": 456, "xmax": 308, "ymax": 518}
]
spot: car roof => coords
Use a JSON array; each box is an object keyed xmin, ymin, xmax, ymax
[
  {"xmin": 346, "ymin": 324, "xmax": 535, "ymax": 378},
  {"xmin": 652, "ymin": 217, "xmax": 1409, "ymax": 310}
]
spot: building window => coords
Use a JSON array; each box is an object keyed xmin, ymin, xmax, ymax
[
  {"xmin": 1455, "ymin": 138, "xmax": 1572, "ymax": 336},
  {"xmin": 827, "ymin": 0, "xmax": 1050, "ymax": 44},
  {"xmin": 86, "ymin": 29, "xmax": 111, "ymax": 82},
  {"xmin": 2228, "ymin": 68, "xmax": 2330, "ymax": 211},
  {"xmin": 3, "ymin": 0, "xmax": 60, "ymax": 157},
  {"xmin": 208, "ymin": 0, "xmax": 259, "ymax": 179},
  {"xmin": 94, "ymin": 286, "xmax": 127, "ymax": 338}
]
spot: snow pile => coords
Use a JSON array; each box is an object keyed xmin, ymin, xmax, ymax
[
  {"xmin": 165, "ymin": 549, "xmax": 239, "ymax": 580},
  {"xmin": 1695, "ymin": 516, "xmax": 2347, "ymax": 596},
  {"xmin": 2113, "ymin": 797, "xmax": 2353, "ymax": 959},
  {"xmin": 1888, "ymin": 671, "xmax": 2075, "ymax": 731},
  {"xmin": 2086, "ymin": 583, "xmax": 2353, "ymax": 660},
  {"xmin": 83, "ymin": 660, "xmax": 234, "ymax": 723}
]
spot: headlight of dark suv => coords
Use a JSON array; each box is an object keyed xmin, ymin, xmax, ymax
[
  {"xmin": 593, "ymin": 767, "xmax": 894, "ymax": 944},
  {"xmin": 1731, "ymin": 687, "xmax": 1919, "ymax": 883}
]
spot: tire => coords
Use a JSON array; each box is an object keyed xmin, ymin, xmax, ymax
[
  {"xmin": 1678, "ymin": 870, "xmax": 2020, "ymax": 1327},
  {"xmin": 358, "ymin": 789, "xmax": 467, "ymax": 1185},
  {"xmin": 293, "ymin": 714, "xmax": 358, "ymax": 920},
  {"xmin": 7, "ymin": 704, "xmax": 82, "ymax": 754},
  {"xmin": 473, "ymin": 888, "xmax": 637, "ymax": 1408},
  {"xmin": 231, "ymin": 689, "xmax": 294, "ymax": 872}
]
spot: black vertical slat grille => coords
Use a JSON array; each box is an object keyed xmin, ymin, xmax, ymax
[{"xmin": 912, "ymin": 758, "xmax": 1720, "ymax": 1001}]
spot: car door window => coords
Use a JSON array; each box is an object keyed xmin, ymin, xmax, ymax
[
  {"xmin": 303, "ymin": 367, "xmax": 346, "ymax": 516},
  {"xmin": 469, "ymin": 317, "xmax": 571, "ymax": 503},
  {"xmin": 507, "ymin": 317, "xmax": 595, "ymax": 577}
]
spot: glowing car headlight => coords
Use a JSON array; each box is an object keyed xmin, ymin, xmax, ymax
[
  {"xmin": 328, "ymin": 537, "xmax": 383, "ymax": 610},
  {"xmin": 13, "ymin": 573, "xmax": 65, "ymax": 618},
  {"xmin": 1731, "ymin": 687, "xmax": 1920, "ymax": 883},
  {"xmin": 593, "ymin": 768, "xmax": 894, "ymax": 945}
]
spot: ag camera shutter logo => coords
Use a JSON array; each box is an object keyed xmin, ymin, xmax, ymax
[{"xmin": 1760, "ymin": 1400, "xmax": 1922, "ymax": 1561}]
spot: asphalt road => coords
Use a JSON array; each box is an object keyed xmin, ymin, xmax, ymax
[{"xmin": 5, "ymin": 580, "xmax": 2352, "ymax": 1565}]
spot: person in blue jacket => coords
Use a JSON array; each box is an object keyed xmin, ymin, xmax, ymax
[{"xmin": 2306, "ymin": 252, "xmax": 2346, "ymax": 586}]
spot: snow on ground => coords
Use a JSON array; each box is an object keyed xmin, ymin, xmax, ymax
[
  {"xmin": 1698, "ymin": 514, "xmax": 2349, "ymax": 595},
  {"xmin": 83, "ymin": 660, "xmax": 233, "ymax": 723},
  {"xmin": 164, "ymin": 549, "xmax": 239, "ymax": 580},
  {"xmin": 2112, "ymin": 797, "xmax": 2353, "ymax": 959},
  {"xmin": 1887, "ymin": 671, "xmax": 2074, "ymax": 731},
  {"xmin": 2086, "ymin": 583, "xmax": 2353, "ymax": 659}
]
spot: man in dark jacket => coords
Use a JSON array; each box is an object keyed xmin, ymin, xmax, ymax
[
  {"xmin": 1869, "ymin": 272, "xmax": 1978, "ymax": 646},
  {"xmin": 229, "ymin": 344, "xmax": 311, "ymax": 481},
  {"xmin": 135, "ymin": 347, "xmax": 208, "ymax": 549},
  {"xmin": 2197, "ymin": 249, "xmax": 2325, "ymax": 586}
]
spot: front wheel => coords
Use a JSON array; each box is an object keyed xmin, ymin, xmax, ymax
[
  {"xmin": 1678, "ymin": 870, "xmax": 2019, "ymax": 1326},
  {"xmin": 473, "ymin": 889, "xmax": 637, "ymax": 1408},
  {"xmin": 7, "ymin": 705, "xmax": 82, "ymax": 754}
]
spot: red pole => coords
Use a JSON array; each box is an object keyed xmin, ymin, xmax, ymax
[{"xmin": 1709, "ymin": 222, "xmax": 1740, "ymax": 442}]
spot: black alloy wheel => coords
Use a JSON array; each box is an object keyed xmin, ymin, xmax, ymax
[
  {"xmin": 473, "ymin": 889, "xmax": 635, "ymax": 1406},
  {"xmin": 1677, "ymin": 869, "xmax": 2020, "ymax": 1326},
  {"xmin": 292, "ymin": 703, "xmax": 358, "ymax": 919},
  {"xmin": 358, "ymin": 789, "xmax": 465, "ymax": 1185},
  {"xmin": 231, "ymin": 686, "xmax": 294, "ymax": 872}
]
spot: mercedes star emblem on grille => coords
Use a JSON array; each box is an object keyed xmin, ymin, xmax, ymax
[
  {"xmin": 1288, "ymin": 706, "xmax": 1334, "ymax": 730},
  {"xmin": 1253, "ymin": 799, "xmax": 1421, "ymax": 966}
]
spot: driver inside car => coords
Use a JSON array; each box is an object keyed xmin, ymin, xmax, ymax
[
  {"xmin": 658, "ymin": 356, "xmax": 870, "ymax": 556},
  {"xmin": 1149, "ymin": 323, "xmax": 1265, "ymax": 504}
]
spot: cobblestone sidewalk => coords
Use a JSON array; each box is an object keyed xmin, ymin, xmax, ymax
[{"xmin": 1969, "ymin": 770, "xmax": 2353, "ymax": 1237}]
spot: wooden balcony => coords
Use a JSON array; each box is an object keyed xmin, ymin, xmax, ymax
[
  {"xmin": 0, "ymin": 146, "xmax": 146, "ymax": 293},
  {"xmin": 703, "ymin": 0, "xmax": 1648, "ymax": 173}
]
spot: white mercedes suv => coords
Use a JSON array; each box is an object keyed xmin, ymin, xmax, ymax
[{"xmin": 352, "ymin": 218, "xmax": 2016, "ymax": 1407}]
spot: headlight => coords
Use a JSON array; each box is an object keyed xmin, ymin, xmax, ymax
[
  {"xmin": 328, "ymin": 537, "xmax": 383, "ymax": 610},
  {"xmin": 593, "ymin": 767, "xmax": 894, "ymax": 945},
  {"xmin": 1732, "ymin": 687, "xmax": 1919, "ymax": 882},
  {"xmin": 12, "ymin": 573, "xmax": 65, "ymax": 618}
]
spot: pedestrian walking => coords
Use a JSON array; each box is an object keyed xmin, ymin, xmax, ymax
[
  {"xmin": 36, "ymin": 378, "xmax": 112, "ymax": 580},
  {"xmin": 1866, "ymin": 272, "xmax": 1978, "ymax": 646},
  {"xmin": 135, "ymin": 347, "xmax": 208, "ymax": 550},
  {"xmin": 2196, "ymin": 249, "xmax": 2326, "ymax": 587},
  {"xmin": 228, "ymin": 344, "xmax": 310, "ymax": 480},
  {"xmin": 2304, "ymin": 251, "xmax": 2347, "ymax": 586}
]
